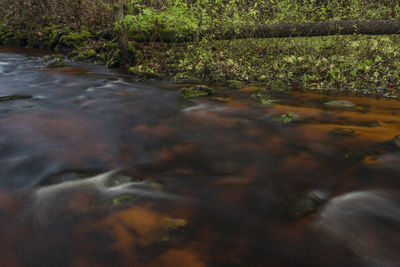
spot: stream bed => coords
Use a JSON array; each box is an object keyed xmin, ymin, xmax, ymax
[{"xmin": 0, "ymin": 47, "xmax": 399, "ymax": 267}]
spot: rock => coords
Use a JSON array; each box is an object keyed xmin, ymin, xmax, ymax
[
  {"xmin": 173, "ymin": 73, "xmax": 201, "ymax": 84},
  {"xmin": 0, "ymin": 95, "xmax": 32, "ymax": 102},
  {"xmin": 72, "ymin": 49, "xmax": 96, "ymax": 61},
  {"xmin": 179, "ymin": 85, "xmax": 213, "ymax": 99},
  {"xmin": 330, "ymin": 128, "xmax": 356, "ymax": 136},
  {"xmin": 392, "ymin": 135, "xmax": 400, "ymax": 149},
  {"xmin": 52, "ymin": 54, "xmax": 65, "ymax": 59},
  {"xmin": 46, "ymin": 58, "xmax": 66, "ymax": 68},
  {"xmin": 227, "ymin": 80, "xmax": 244, "ymax": 89},
  {"xmin": 128, "ymin": 66, "xmax": 160, "ymax": 79},
  {"xmin": 324, "ymin": 100, "xmax": 355, "ymax": 108},
  {"xmin": 252, "ymin": 88, "xmax": 275, "ymax": 105},
  {"xmin": 276, "ymin": 112, "xmax": 301, "ymax": 124},
  {"xmin": 307, "ymin": 190, "xmax": 331, "ymax": 205},
  {"xmin": 284, "ymin": 190, "xmax": 331, "ymax": 219}
]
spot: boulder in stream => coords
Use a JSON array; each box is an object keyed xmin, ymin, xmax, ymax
[
  {"xmin": 46, "ymin": 58, "xmax": 66, "ymax": 68},
  {"xmin": 179, "ymin": 85, "xmax": 213, "ymax": 99}
]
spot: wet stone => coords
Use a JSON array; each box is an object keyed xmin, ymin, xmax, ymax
[
  {"xmin": 284, "ymin": 190, "xmax": 331, "ymax": 219},
  {"xmin": 252, "ymin": 88, "xmax": 275, "ymax": 105},
  {"xmin": 46, "ymin": 58, "xmax": 66, "ymax": 68},
  {"xmin": 227, "ymin": 80, "xmax": 244, "ymax": 89},
  {"xmin": 0, "ymin": 95, "xmax": 32, "ymax": 102},
  {"xmin": 324, "ymin": 100, "xmax": 356, "ymax": 108},
  {"xmin": 275, "ymin": 112, "xmax": 301, "ymax": 124},
  {"xmin": 330, "ymin": 128, "xmax": 356, "ymax": 136},
  {"xmin": 392, "ymin": 136, "xmax": 400, "ymax": 149},
  {"xmin": 179, "ymin": 85, "xmax": 213, "ymax": 99}
]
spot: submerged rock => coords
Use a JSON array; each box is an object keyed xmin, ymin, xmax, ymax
[
  {"xmin": 0, "ymin": 95, "xmax": 32, "ymax": 102},
  {"xmin": 276, "ymin": 112, "xmax": 301, "ymax": 124},
  {"xmin": 330, "ymin": 128, "xmax": 356, "ymax": 136},
  {"xmin": 179, "ymin": 85, "xmax": 213, "ymax": 99},
  {"xmin": 227, "ymin": 80, "xmax": 244, "ymax": 89},
  {"xmin": 252, "ymin": 88, "xmax": 275, "ymax": 105},
  {"xmin": 46, "ymin": 58, "xmax": 66, "ymax": 68},
  {"xmin": 392, "ymin": 135, "xmax": 400, "ymax": 149},
  {"xmin": 324, "ymin": 100, "xmax": 355, "ymax": 108},
  {"xmin": 283, "ymin": 190, "xmax": 331, "ymax": 219}
]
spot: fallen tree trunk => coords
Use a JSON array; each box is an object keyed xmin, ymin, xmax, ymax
[{"xmin": 137, "ymin": 20, "xmax": 400, "ymax": 42}]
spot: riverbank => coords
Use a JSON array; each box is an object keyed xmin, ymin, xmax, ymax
[{"xmin": 1, "ymin": 0, "xmax": 400, "ymax": 98}]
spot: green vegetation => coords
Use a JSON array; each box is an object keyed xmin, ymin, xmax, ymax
[
  {"xmin": 46, "ymin": 58, "xmax": 66, "ymax": 68},
  {"xmin": 227, "ymin": 80, "xmax": 244, "ymax": 90},
  {"xmin": 179, "ymin": 85, "xmax": 213, "ymax": 99},
  {"xmin": 1, "ymin": 0, "xmax": 400, "ymax": 97},
  {"xmin": 252, "ymin": 89, "xmax": 275, "ymax": 105},
  {"xmin": 276, "ymin": 112, "xmax": 301, "ymax": 124}
]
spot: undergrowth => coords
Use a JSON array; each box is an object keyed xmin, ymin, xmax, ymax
[{"xmin": 1, "ymin": 0, "xmax": 400, "ymax": 96}]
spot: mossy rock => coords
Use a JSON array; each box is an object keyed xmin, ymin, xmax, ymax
[
  {"xmin": 392, "ymin": 135, "xmax": 400, "ymax": 149},
  {"xmin": 46, "ymin": 58, "xmax": 66, "ymax": 68},
  {"xmin": 276, "ymin": 112, "xmax": 301, "ymax": 124},
  {"xmin": 72, "ymin": 49, "xmax": 97, "ymax": 61},
  {"xmin": 52, "ymin": 54, "xmax": 66, "ymax": 59},
  {"xmin": 252, "ymin": 88, "xmax": 275, "ymax": 105},
  {"xmin": 173, "ymin": 73, "xmax": 202, "ymax": 84},
  {"xmin": 280, "ymin": 190, "xmax": 331, "ymax": 220},
  {"xmin": 179, "ymin": 85, "xmax": 213, "ymax": 99},
  {"xmin": 0, "ymin": 95, "xmax": 32, "ymax": 102},
  {"xmin": 59, "ymin": 30, "xmax": 92, "ymax": 48},
  {"xmin": 291, "ymin": 190, "xmax": 331, "ymax": 219},
  {"xmin": 227, "ymin": 80, "xmax": 244, "ymax": 89},
  {"xmin": 128, "ymin": 66, "xmax": 160, "ymax": 79}
]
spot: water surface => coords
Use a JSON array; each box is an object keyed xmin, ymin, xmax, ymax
[{"xmin": 0, "ymin": 48, "xmax": 399, "ymax": 267}]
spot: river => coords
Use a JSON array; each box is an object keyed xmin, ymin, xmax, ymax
[{"xmin": 0, "ymin": 47, "xmax": 399, "ymax": 267}]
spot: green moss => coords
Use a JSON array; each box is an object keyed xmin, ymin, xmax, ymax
[
  {"xmin": 179, "ymin": 85, "xmax": 213, "ymax": 99},
  {"xmin": 252, "ymin": 88, "xmax": 275, "ymax": 105},
  {"xmin": 59, "ymin": 30, "xmax": 92, "ymax": 48},
  {"xmin": 52, "ymin": 54, "xmax": 65, "ymax": 59},
  {"xmin": 128, "ymin": 65, "xmax": 160, "ymax": 79},
  {"xmin": 227, "ymin": 80, "xmax": 244, "ymax": 89},
  {"xmin": 276, "ymin": 112, "xmax": 301, "ymax": 124},
  {"xmin": 173, "ymin": 73, "xmax": 202, "ymax": 84},
  {"xmin": 73, "ymin": 49, "xmax": 97, "ymax": 61},
  {"xmin": 46, "ymin": 58, "xmax": 66, "ymax": 68}
]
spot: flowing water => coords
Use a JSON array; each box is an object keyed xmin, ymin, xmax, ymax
[{"xmin": 0, "ymin": 47, "xmax": 399, "ymax": 267}]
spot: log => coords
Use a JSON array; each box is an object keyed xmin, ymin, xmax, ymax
[{"xmin": 135, "ymin": 20, "xmax": 400, "ymax": 43}]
